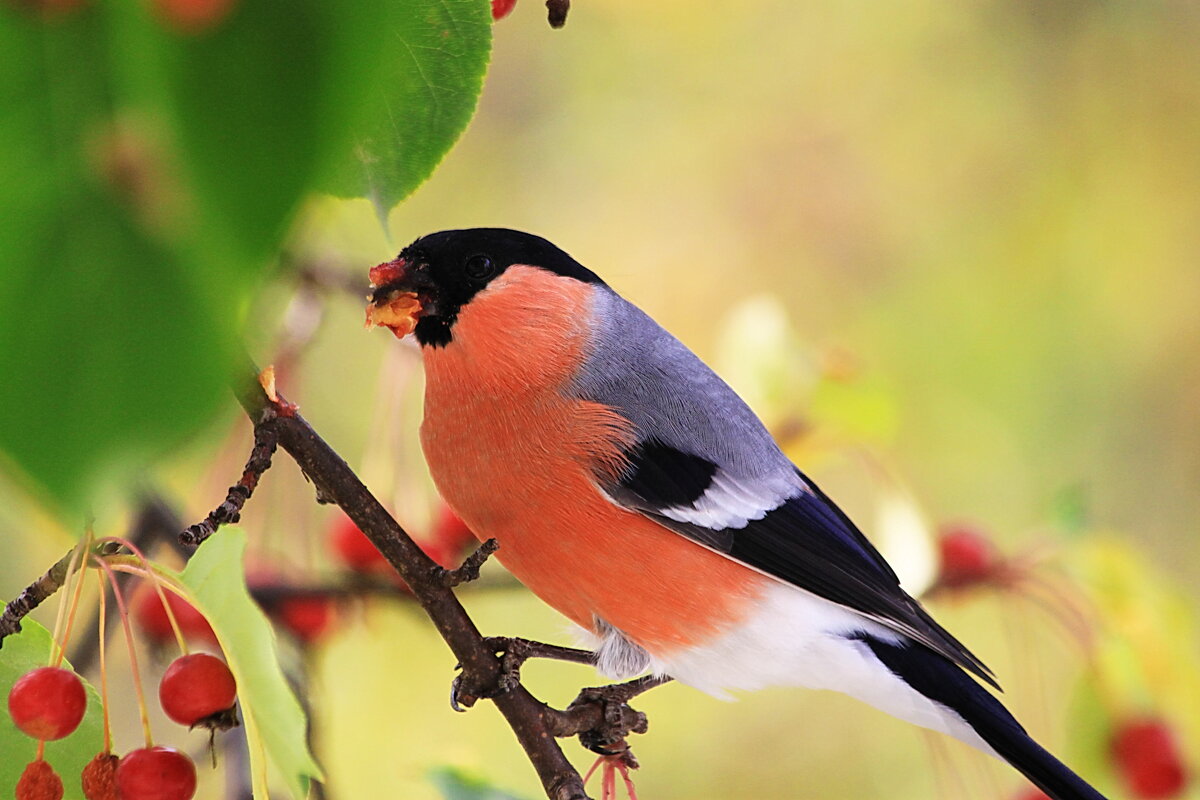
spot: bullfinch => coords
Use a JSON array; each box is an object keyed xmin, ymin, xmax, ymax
[{"xmin": 364, "ymin": 228, "xmax": 1107, "ymax": 800}]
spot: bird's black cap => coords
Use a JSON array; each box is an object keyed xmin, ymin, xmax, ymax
[{"xmin": 379, "ymin": 228, "xmax": 604, "ymax": 347}]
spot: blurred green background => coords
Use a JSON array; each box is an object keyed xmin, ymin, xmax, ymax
[{"xmin": 3, "ymin": 0, "xmax": 1199, "ymax": 798}]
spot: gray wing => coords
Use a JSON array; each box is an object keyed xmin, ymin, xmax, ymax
[{"xmin": 569, "ymin": 288, "xmax": 996, "ymax": 687}]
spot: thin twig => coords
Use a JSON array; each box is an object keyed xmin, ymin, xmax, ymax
[
  {"xmin": 180, "ymin": 423, "xmax": 278, "ymax": 549},
  {"xmin": 0, "ymin": 540, "xmax": 124, "ymax": 649},
  {"xmin": 438, "ymin": 538, "xmax": 500, "ymax": 587},
  {"xmin": 0, "ymin": 548, "xmax": 75, "ymax": 647}
]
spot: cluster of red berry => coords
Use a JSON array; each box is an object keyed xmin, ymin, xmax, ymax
[
  {"xmin": 328, "ymin": 504, "xmax": 476, "ymax": 581},
  {"xmin": 278, "ymin": 505, "xmax": 473, "ymax": 640},
  {"xmin": 3, "ymin": 533, "xmax": 245, "ymax": 800},
  {"xmin": 177, "ymin": 505, "xmax": 476, "ymax": 647},
  {"xmin": 8, "ymin": 649, "xmax": 237, "ymax": 800}
]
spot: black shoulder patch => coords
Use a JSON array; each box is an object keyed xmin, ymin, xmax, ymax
[{"xmin": 619, "ymin": 438, "xmax": 717, "ymax": 509}]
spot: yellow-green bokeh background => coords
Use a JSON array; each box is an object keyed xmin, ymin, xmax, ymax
[{"xmin": 4, "ymin": 0, "xmax": 1199, "ymax": 797}]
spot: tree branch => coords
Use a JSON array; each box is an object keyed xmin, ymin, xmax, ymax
[
  {"xmin": 180, "ymin": 423, "xmax": 278, "ymax": 549},
  {"xmin": 0, "ymin": 547, "xmax": 76, "ymax": 646},
  {"xmin": 0, "ymin": 540, "xmax": 124, "ymax": 649},
  {"xmin": 438, "ymin": 538, "xmax": 500, "ymax": 587},
  {"xmin": 231, "ymin": 367, "xmax": 597, "ymax": 800}
]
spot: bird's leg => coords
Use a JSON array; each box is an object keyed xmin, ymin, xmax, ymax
[
  {"xmin": 559, "ymin": 677, "xmax": 670, "ymax": 800},
  {"xmin": 490, "ymin": 636, "xmax": 597, "ymax": 692},
  {"xmin": 565, "ymin": 674, "xmax": 671, "ymax": 760},
  {"xmin": 450, "ymin": 636, "xmax": 596, "ymax": 711}
]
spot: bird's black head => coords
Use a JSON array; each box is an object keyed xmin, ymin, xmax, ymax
[{"xmin": 366, "ymin": 228, "xmax": 604, "ymax": 347}]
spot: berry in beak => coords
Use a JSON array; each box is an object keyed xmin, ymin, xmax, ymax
[{"xmin": 365, "ymin": 258, "xmax": 424, "ymax": 339}]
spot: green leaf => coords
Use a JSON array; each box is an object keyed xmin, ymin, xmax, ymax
[
  {"xmin": 0, "ymin": 9, "xmax": 234, "ymax": 512},
  {"xmin": 136, "ymin": 0, "xmax": 399, "ymax": 265},
  {"xmin": 0, "ymin": 0, "xmax": 489, "ymax": 512},
  {"xmin": 431, "ymin": 766, "xmax": 530, "ymax": 800},
  {"xmin": 178, "ymin": 528, "xmax": 322, "ymax": 798},
  {"xmin": 0, "ymin": 620, "xmax": 105, "ymax": 800},
  {"xmin": 0, "ymin": 0, "xmax": 409, "ymax": 513},
  {"xmin": 322, "ymin": 0, "xmax": 492, "ymax": 218}
]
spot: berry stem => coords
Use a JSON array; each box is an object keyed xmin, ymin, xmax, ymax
[
  {"xmin": 47, "ymin": 539, "xmax": 86, "ymax": 665},
  {"xmin": 95, "ymin": 571, "xmax": 113, "ymax": 753},
  {"xmin": 93, "ymin": 556, "xmax": 154, "ymax": 747},
  {"xmin": 52, "ymin": 531, "xmax": 94, "ymax": 669},
  {"xmin": 1011, "ymin": 572, "xmax": 1095, "ymax": 655},
  {"xmin": 95, "ymin": 537, "xmax": 189, "ymax": 655}
]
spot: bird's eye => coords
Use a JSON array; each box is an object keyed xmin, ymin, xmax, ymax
[{"xmin": 464, "ymin": 255, "xmax": 495, "ymax": 280}]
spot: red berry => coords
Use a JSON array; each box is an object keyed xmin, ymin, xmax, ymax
[
  {"xmin": 151, "ymin": 0, "xmax": 236, "ymax": 33},
  {"xmin": 158, "ymin": 653, "xmax": 237, "ymax": 726},
  {"xmin": 329, "ymin": 513, "xmax": 389, "ymax": 573},
  {"xmin": 1111, "ymin": 717, "xmax": 1189, "ymax": 798},
  {"xmin": 132, "ymin": 584, "xmax": 217, "ymax": 646},
  {"xmin": 81, "ymin": 752, "xmax": 119, "ymax": 800},
  {"xmin": 431, "ymin": 504, "xmax": 477, "ymax": 555},
  {"xmin": 491, "ymin": 0, "xmax": 517, "ymax": 20},
  {"xmin": 116, "ymin": 748, "xmax": 196, "ymax": 800},
  {"xmin": 7, "ymin": 667, "xmax": 87, "ymax": 740},
  {"xmin": 16, "ymin": 760, "xmax": 63, "ymax": 800},
  {"xmin": 274, "ymin": 596, "xmax": 333, "ymax": 643},
  {"xmin": 936, "ymin": 523, "xmax": 998, "ymax": 588}
]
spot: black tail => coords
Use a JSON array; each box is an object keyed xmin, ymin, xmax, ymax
[{"xmin": 859, "ymin": 635, "xmax": 1108, "ymax": 800}]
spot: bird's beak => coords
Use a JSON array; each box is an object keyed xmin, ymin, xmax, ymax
[{"xmin": 365, "ymin": 257, "xmax": 425, "ymax": 339}]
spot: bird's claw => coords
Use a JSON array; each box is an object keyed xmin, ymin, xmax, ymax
[
  {"xmin": 566, "ymin": 682, "xmax": 653, "ymax": 757},
  {"xmin": 449, "ymin": 673, "xmax": 478, "ymax": 712},
  {"xmin": 448, "ymin": 636, "xmax": 599, "ymax": 714},
  {"xmin": 447, "ymin": 636, "xmax": 532, "ymax": 712}
]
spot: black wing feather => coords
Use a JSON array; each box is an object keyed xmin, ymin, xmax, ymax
[{"xmin": 605, "ymin": 441, "xmax": 998, "ymax": 688}]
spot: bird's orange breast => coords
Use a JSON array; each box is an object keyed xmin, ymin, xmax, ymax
[{"xmin": 419, "ymin": 267, "xmax": 768, "ymax": 655}]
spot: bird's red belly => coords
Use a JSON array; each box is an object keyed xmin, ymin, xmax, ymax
[{"xmin": 421, "ymin": 394, "xmax": 769, "ymax": 656}]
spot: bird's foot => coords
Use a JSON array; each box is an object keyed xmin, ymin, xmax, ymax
[
  {"xmin": 449, "ymin": 636, "xmax": 595, "ymax": 712},
  {"xmin": 565, "ymin": 674, "xmax": 669, "ymax": 756}
]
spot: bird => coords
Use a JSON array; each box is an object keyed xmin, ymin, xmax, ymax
[{"xmin": 364, "ymin": 227, "xmax": 1108, "ymax": 800}]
